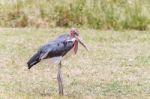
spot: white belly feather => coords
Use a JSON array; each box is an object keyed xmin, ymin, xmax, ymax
[{"xmin": 48, "ymin": 56, "xmax": 63, "ymax": 64}]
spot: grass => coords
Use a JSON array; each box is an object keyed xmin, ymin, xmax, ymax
[
  {"xmin": 0, "ymin": 0, "xmax": 150, "ymax": 30},
  {"xmin": 0, "ymin": 27, "xmax": 150, "ymax": 98}
]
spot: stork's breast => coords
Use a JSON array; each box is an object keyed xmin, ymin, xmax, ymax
[{"xmin": 63, "ymin": 41, "xmax": 78, "ymax": 59}]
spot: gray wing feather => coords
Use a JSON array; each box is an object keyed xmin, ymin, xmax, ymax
[{"xmin": 38, "ymin": 34, "xmax": 74, "ymax": 59}]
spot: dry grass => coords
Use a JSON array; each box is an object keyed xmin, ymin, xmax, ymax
[
  {"xmin": 0, "ymin": 28, "xmax": 150, "ymax": 98},
  {"xmin": 0, "ymin": 0, "xmax": 150, "ymax": 30}
]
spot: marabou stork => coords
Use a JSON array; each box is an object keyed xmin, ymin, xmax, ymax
[{"xmin": 27, "ymin": 28, "xmax": 88, "ymax": 95}]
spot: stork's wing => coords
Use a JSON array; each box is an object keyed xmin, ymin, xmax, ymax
[
  {"xmin": 38, "ymin": 34, "xmax": 74, "ymax": 59},
  {"xmin": 27, "ymin": 34, "xmax": 74, "ymax": 69}
]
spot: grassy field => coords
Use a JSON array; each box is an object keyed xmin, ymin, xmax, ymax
[
  {"xmin": 0, "ymin": 0, "xmax": 150, "ymax": 30},
  {"xmin": 0, "ymin": 28, "xmax": 150, "ymax": 99}
]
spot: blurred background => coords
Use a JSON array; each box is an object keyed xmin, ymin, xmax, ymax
[
  {"xmin": 0, "ymin": 0, "xmax": 150, "ymax": 30},
  {"xmin": 0, "ymin": 0, "xmax": 150, "ymax": 98}
]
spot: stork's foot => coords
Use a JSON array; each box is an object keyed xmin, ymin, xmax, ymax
[{"xmin": 59, "ymin": 86, "xmax": 64, "ymax": 95}]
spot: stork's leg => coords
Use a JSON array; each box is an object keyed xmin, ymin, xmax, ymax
[{"xmin": 57, "ymin": 62, "xmax": 64, "ymax": 95}]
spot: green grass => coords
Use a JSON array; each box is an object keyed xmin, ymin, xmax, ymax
[
  {"xmin": 0, "ymin": 28, "xmax": 150, "ymax": 98},
  {"xmin": 0, "ymin": 0, "xmax": 150, "ymax": 30}
]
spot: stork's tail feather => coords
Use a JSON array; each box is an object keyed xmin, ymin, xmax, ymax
[{"xmin": 27, "ymin": 52, "xmax": 41, "ymax": 69}]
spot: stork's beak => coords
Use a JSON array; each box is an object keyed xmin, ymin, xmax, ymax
[{"xmin": 75, "ymin": 36, "xmax": 89, "ymax": 51}]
